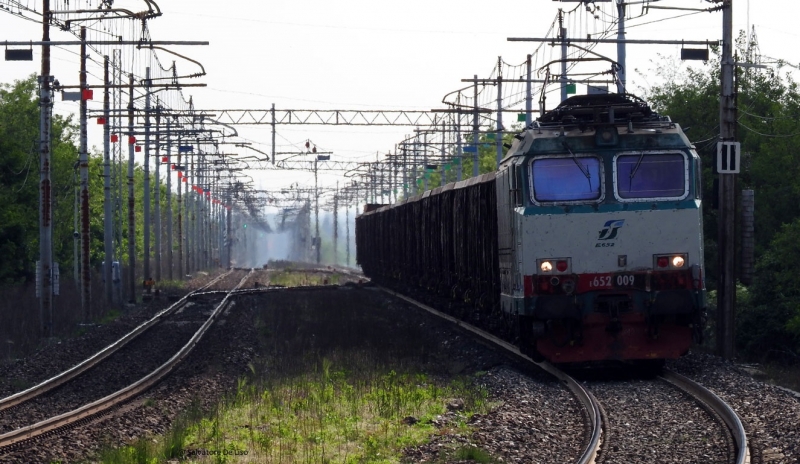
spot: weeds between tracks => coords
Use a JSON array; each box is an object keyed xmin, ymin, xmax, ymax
[{"xmin": 97, "ymin": 288, "xmax": 496, "ymax": 463}]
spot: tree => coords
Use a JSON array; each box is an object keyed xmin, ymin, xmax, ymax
[
  {"xmin": 642, "ymin": 37, "xmax": 800, "ymax": 362},
  {"xmin": 0, "ymin": 76, "xmax": 176, "ymax": 286},
  {"xmin": 0, "ymin": 75, "xmax": 78, "ymax": 284}
]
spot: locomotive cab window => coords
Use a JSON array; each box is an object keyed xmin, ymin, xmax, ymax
[
  {"xmin": 614, "ymin": 151, "xmax": 689, "ymax": 201},
  {"xmin": 530, "ymin": 155, "xmax": 603, "ymax": 203}
]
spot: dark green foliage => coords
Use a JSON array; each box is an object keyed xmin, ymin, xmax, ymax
[
  {"xmin": 644, "ymin": 37, "xmax": 800, "ymax": 362},
  {"xmin": 0, "ymin": 75, "xmax": 180, "ymax": 285},
  {"xmin": 0, "ymin": 75, "xmax": 76, "ymax": 284},
  {"xmin": 737, "ymin": 220, "xmax": 800, "ymax": 363},
  {"xmin": 415, "ymin": 129, "xmax": 519, "ymax": 192}
]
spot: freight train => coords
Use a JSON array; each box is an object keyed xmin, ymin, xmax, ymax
[{"xmin": 356, "ymin": 94, "xmax": 706, "ymax": 364}]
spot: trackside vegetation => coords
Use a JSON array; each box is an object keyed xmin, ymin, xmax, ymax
[
  {"xmin": 98, "ymin": 354, "xmax": 491, "ymax": 463},
  {"xmin": 267, "ymin": 270, "xmax": 341, "ymax": 287},
  {"xmin": 96, "ymin": 286, "xmax": 497, "ymax": 463},
  {"xmin": 643, "ymin": 33, "xmax": 800, "ymax": 365}
]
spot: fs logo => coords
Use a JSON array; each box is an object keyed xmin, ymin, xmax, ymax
[{"xmin": 596, "ymin": 219, "xmax": 624, "ymax": 247}]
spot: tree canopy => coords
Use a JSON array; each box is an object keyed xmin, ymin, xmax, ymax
[
  {"xmin": 643, "ymin": 39, "xmax": 800, "ymax": 362},
  {"xmin": 0, "ymin": 75, "xmax": 165, "ymax": 286},
  {"xmin": 0, "ymin": 76, "xmax": 78, "ymax": 284}
]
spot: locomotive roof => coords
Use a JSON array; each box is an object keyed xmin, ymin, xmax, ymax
[{"xmin": 537, "ymin": 93, "xmax": 671, "ymax": 130}]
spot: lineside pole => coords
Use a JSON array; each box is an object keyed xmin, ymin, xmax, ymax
[
  {"xmin": 472, "ymin": 75, "xmax": 479, "ymax": 178},
  {"xmin": 526, "ymin": 54, "xmax": 532, "ymax": 125},
  {"xmin": 423, "ymin": 133, "xmax": 428, "ymax": 191},
  {"xmin": 143, "ymin": 67, "xmax": 151, "ymax": 283},
  {"xmin": 39, "ymin": 0, "xmax": 54, "ymax": 336},
  {"xmin": 412, "ymin": 138, "xmax": 418, "ymax": 193},
  {"xmin": 441, "ymin": 122, "xmax": 446, "ymax": 185},
  {"xmin": 166, "ymin": 119, "xmax": 173, "ymax": 280},
  {"xmin": 176, "ymin": 138, "xmax": 183, "ymax": 278},
  {"xmin": 717, "ymin": 0, "xmax": 736, "ymax": 360},
  {"xmin": 127, "ymin": 74, "xmax": 136, "ymax": 303},
  {"xmin": 103, "ymin": 56, "xmax": 113, "ymax": 304},
  {"xmin": 616, "ymin": 0, "xmax": 626, "ymax": 93},
  {"xmin": 154, "ymin": 104, "xmax": 162, "ymax": 281},
  {"xmin": 79, "ymin": 27, "xmax": 91, "ymax": 320},
  {"xmin": 225, "ymin": 193, "xmax": 231, "ymax": 268},
  {"xmin": 333, "ymin": 185, "xmax": 338, "ymax": 265},
  {"xmin": 184, "ymin": 150, "xmax": 190, "ymax": 274},
  {"xmin": 456, "ymin": 113, "xmax": 463, "ymax": 181},
  {"xmin": 496, "ymin": 56, "xmax": 503, "ymax": 167},
  {"xmin": 114, "ymin": 50, "xmax": 123, "ymax": 299},
  {"xmin": 315, "ymin": 158, "xmax": 321, "ymax": 264},
  {"xmin": 560, "ymin": 11, "xmax": 568, "ymax": 103}
]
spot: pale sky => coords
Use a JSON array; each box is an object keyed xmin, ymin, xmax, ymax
[{"xmin": 1, "ymin": 0, "xmax": 797, "ymax": 197}]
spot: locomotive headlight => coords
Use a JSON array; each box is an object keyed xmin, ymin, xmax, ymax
[
  {"xmin": 654, "ymin": 253, "xmax": 688, "ymax": 269},
  {"xmin": 540, "ymin": 261, "xmax": 553, "ymax": 272}
]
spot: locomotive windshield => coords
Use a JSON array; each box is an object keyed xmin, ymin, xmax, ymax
[
  {"xmin": 615, "ymin": 152, "xmax": 687, "ymax": 200},
  {"xmin": 531, "ymin": 156, "xmax": 601, "ymax": 202}
]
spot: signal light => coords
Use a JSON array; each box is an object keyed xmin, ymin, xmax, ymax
[
  {"xmin": 556, "ymin": 260, "xmax": 568, "ymax": 272},
  {"xmin": 657, "ymin": 257, "xmax": 669, "ymax": 268},
  {"xmin": 540, "ymin": 261, "xmax": 553, "ymax": 272},
  {"xmin": 672, "ymin": 256, "xmax": 685, "ymax": 268}
]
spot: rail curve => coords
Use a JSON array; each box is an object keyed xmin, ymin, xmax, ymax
[
  {"xmin": 380, "ymin": 287, "xmax": 603, "ymax": 464},
  {"xmin": 660, "ymin": 369, "xmax": 749, "ymax": 464}
]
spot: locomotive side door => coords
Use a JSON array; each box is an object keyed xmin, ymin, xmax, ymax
[{"xmin": 496, "ymin": 161, "xmax": 521, "ymax": 314}]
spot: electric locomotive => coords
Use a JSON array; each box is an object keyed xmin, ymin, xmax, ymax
[
  {"xmin": 499, "ymin": 94, "xmax": 705, "ymax": 363},
  {"xmin": 356, "ymin": 93, "xmax": 705, "ymax": 364}
]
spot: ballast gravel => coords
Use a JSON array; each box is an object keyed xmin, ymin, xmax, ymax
[
  {"xmin": 404, "ymin": 366, "xmax": 585, "ymax": 464},
  {"xmin": 668, "ymin": 352, "xmax": 800, "ymax": 464},
  {"xmin": 590, "ymin": 378, "xmax": 730, "ymax": 464},
  {"xmin": 6, "ymin": 276, "xmax": 798, "ymax": 464}
]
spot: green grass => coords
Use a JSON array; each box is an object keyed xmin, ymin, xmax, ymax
[
  {"xmin": 98, "ymin": 309, "xmax": 122, "ymax": 325},
  {"xmin": 95, "ymin": 353, "xmax": 490, "ymax": 464},
  {"xmin": 453, "ymin": 445, "xmax": 495, "ymax": 463},
  {"xmin": 268, "ymin": 271, "xmax": 340, "ymax": 287}
]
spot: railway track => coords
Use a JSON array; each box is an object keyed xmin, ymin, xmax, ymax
[
  {"xmin": 0, "ymin": 269, "xmax": 253, "ymax": 451},
  {"xmin": 0, "ymin": 268, "xmax": 235, "ymax": 414},
  {"xmin": 381, "ymin": 287, "xmax": 749, "ymax": 464},
  {"xmin": 658, "ymin": 370, "xmax": 749, "ymax": 464}
]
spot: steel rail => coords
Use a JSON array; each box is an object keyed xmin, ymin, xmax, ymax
[
  {"xmin": 660, "ymin": 370, "xmax": 749, "ymax": 464},
  {"xmin": 0, "ymin": 269, "xmax": 234, "ymax": 413},
  {"xmin": 379, "ymin": 287, "xmax": 602, "ymax": 464},
  {"xmin": 0, "ymin": 269, "xmax": 254, "ymax": 449}
]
